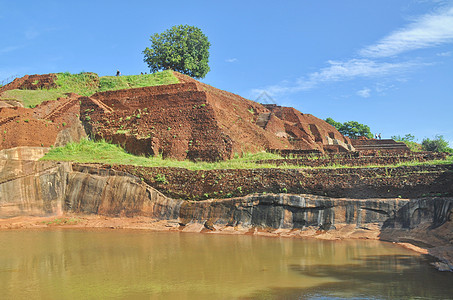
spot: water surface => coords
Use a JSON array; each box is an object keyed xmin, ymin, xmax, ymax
[{"xmin": 0, "ymin": 229, "xmax": 451, "ymax": 299}]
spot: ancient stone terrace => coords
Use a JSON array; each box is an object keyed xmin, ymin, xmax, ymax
[{"xmin": 351, "ymin": 139, "xmax": 410, "ymax": 152}]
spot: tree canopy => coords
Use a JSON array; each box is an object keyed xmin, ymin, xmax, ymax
[
  {"xmin": 393, "ymin": 134, "xmax": 452, "ymax": 153},
  {"xmin": 325, "ymin": 117, "xmax": 373, "ymax": 139},
  {"xmin": 421, "ymin": 135, "xmax": 452, "ymax": 153},
  {"xmin": 143, "ymin": 25, "xmax": 210, "ymax": 79},
  {"xmin": 391, "ymin": 134, "xmax": 422, "ymax": 152}
]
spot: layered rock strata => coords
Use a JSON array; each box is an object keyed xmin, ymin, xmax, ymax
[{"xmin": 1, "ymin": 148, "xmax": 451, "ymax": 270}]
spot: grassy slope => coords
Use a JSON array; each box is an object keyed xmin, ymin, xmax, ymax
[
  {"xmin": 41, "ymin": 139, "xmax": 285, "ymax": 170},
  {"xmin": 98, "ymin": 71, "xmax": 179, "ymax": 92},
  {"xmin": 2, "ymin": 89, "xmax": 68, "ymax": 108},
  {"xmin": 1, "ymin": 70, "xmax": 178, "ymax": 107},
  {"xmin": 41, "ymin": 139, "xmax": 453, "ymax": 171}
]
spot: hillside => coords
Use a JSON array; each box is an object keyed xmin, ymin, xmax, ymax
[
  {"xmin": 0, "ymin": 71, "xmax": 178, "ymax": 108},
  {"xmin": 0, "ymin": 71, "xmax": 355, "ymax": 161}
]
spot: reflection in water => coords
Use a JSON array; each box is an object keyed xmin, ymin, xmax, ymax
[{"xmin": 0, "ymin": 230, "xmax": 451, "ymax": 299}]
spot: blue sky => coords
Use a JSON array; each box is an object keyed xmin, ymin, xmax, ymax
[{"xmin": 1, "ymin": 0, "xmax": 452, "ymax": 145}]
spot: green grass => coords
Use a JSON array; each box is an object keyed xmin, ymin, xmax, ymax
[
  {"xmin": 43, "ymin": 217, "xmax": 81, "ymax": 225},
  {"xmin": 55, "ymin": 72, "xmax": 100, "ymax": 96},
  {"xmin": 402, "ymin": 141, "xmax": 423, "ymax": 152},
  {"xmin": 0, "ymin": 70, "xmax": 179, "ymax": 107},
  {"xmin": 98, "ymin": 70, "xmax": 178, "ymax": 92},
  {"xmin": 1, "ymin": 89, "xmax": 68, "ymax": 108},
  {"xmin": 41, "ymin": 139, "xmax": 453, "ymax": 171},
  {"xmin": 115, "ymin": 129, "xmax": 130, "ymax": 134},
  {"xmin": 41, "ymin": 139, "xmax": 286, "ymax": 170}
]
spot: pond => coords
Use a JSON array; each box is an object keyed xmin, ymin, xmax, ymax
[{"xmin": 0, "ymin": 230, "xmax": 451, "ymax": 299}]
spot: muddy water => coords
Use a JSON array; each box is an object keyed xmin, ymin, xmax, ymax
[{"xmin": 0, "ymin": 230, "xmax": 451, "ymax": 299}]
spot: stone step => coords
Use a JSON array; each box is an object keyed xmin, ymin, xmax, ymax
[{"xmin": 256, "ymin": 113, "xmax": 271, "ymax": 128}]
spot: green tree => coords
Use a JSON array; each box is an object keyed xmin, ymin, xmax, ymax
[
  {"xmin": 143, "ymin": 25, "xmax": 210, "ymax": 79},
  {"xmin": 391, "ymin": 134, "xmax": 422, "ymax": 152},
  {"xmin": 325, "ymin": 117, "xmax": 342, "ymax": 130},
  {"xmin": 391, "ymin": 133, "xmax": 415, "ymax": 142},
  {"xmin": 421, "ymin": 135, "xmax": 452, "ymax": 153},
  {"xmin": 325, "ymin": 117, "xmax": 373, "ymax": 139}
]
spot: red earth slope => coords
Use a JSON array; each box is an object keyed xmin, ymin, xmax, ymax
[
  {"xmin": 0, "ymin": 72, "xmax": 354, "ymax": 160},
  {"xmin": 0, "ymin": 93, "xmax": 85, "ymax": 150},
  {"xmin": 82, "ymin": 72, "xmax": 353, "ymax": 160}
]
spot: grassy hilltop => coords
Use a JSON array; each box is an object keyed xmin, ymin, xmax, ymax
[{"xmin": 1, "ymin": 70, "xmax": 178, "ymax": 108}]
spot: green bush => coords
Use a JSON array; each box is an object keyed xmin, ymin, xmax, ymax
[
  {"xmin": 391, "ymin": 134, "xmax": 422, "ymax": 152},
  {"xmin": 422, "ymin": 135, "xmax": 453, "ymax": 153}
]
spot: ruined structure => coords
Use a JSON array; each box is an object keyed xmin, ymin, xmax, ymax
[
  {"xmin": 0, "ymin": 71, "xmax": 355, "ymax": 161},
  {"xmin": 81, "ymin": 72, "xmax": 354, "ymax": 161},
  {"xmin": 0, "ymin": 73, "xmax": 58, "ymax": 93},
  {"xmin": 0, "ymin": 93, "xmax": 86, "ymax": 150}
]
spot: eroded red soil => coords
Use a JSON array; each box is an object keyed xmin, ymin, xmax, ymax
[{"xmin": 0, "ymin": 93, "xmax": 83, "ymax": 149}]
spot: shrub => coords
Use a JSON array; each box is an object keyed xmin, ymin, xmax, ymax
[
  {"xmin": 154, "ymin": 174, "xmax": 168, "ymax": 184},
  {"xmin": 422, "ymin": 135, "xmax": 452, "ymax": 153},
  {"xmin": 391, "ymin": 134, "xmax": 422, "ymax": 152}
]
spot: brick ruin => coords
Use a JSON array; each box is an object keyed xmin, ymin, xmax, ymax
[
  {"xmin": 0, "ymin": 93, "xmax": 86, "ymax": 150},
  {"xmin": 0, "ymin": 73, "xmax": 58, "ymax": 94},
  {"xmin": 2, "ymin": 71, "xmax": 411, "ymax": 161},
  {"xmin": 79, "ymin": 72, "xmax": 355, "ymax": 161}
]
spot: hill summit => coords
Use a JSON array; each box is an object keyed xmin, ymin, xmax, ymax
[{"xmin": 0, "ymin": 71, "xmax": 354, "ymax": 161}]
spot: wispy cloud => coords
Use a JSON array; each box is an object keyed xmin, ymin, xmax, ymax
[
  {"xmin": 252, "ymin": 59, "xmax": 418, "ymax": 97},
  {"xmin": 357, "ymin": 88, "xmax": 371, "ymax": 98},
  {"xmin": 25, "ymin": 28, "xmax": 40, "ymax": 40},
  {"xmin": 0, "ymin": 45, "xmax": 22, "ymax": 54},
  {"xmin": 437, "ymin": 51, "xmax": 452, "ymax": 56},
  {"xmin": 302, "ymin": 59, "xmax": 416, "ymax": 85},
  {"xmin": 360, "ymin": 6, "xmax": 453, "ymax": 57},
  {"xmin": 252, "ymin": 4, "xmax": 453, "ymax": 98},
  {"xmin": 225, "ymin": 58, "xmax": 238, "ymax": 63}
]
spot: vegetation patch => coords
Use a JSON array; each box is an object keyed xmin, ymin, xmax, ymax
[
  {"xmin": 41, "ymin": 139, "xmax": 452, "ymax": 171},
  {"xmin": 41, "ymin": 139, "xmax": 287, "ymax": 170},
  {"xmin": 392, "ymin": 134, "xmax": 453, "ymax": 153},
  {"xmin": 98, "ymin": 70, "xmax": 178, "ymax": 92},
  {"xmin": 1, "ymin": 89, "xmax": 68, "ymax": 108},
  {"xmin": 43, "ymin": 217, "xmax": 80, "ymax": 226},
  {"xmin": 0, "ymin": 70, "xmax": 178, "ymax": 107}
]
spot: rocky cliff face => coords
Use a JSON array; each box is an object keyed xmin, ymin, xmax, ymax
[
  {"xmin": 65, "ymin": 165, "xmax": 181, "ymax": 219},
  {"xmin": 2, "ymin": 152, "xmax": 452, "ymax": 268},
  {"xmin": 1, "ymin": 156, "xmax": 451, "ymax": 237},
  {"xmin": 2, "ymin": 155, "xmax": 452, "ymax": 269},
  {"xmin": 0, "ymin": 147, "xmax": 68, "ymax": 218}
]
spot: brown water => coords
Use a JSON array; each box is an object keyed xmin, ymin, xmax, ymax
[{"xmin": 0, "ymin": 230, "xmax": 451, "ymax": 299}]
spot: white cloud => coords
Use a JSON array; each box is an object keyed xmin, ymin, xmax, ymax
[
  {"xmin": 251, "ymin": 4, "xmax": 453, "ymax": 98},
  {"xmin": 437, "ymin": 51, "xmax": 452, "ymax": 56},
  {"xmin": 25, "ymin": 28, "xmax": 40, "ymax": 40},
  {"xmin": 304, "ymin": 59, "xmax": 416, "ymax": 84},
  {"xmin": 360, "ymin": 6, "xmax": 453, "ymax": 57},
  {"xmin": 357, "ymin": 88, "xmax": 371, "ymax": 98},
  {"xmin": 225, "ymin": 58, "xmax": 238, "ymax": 63},
  {"xmin": 252, "ymin": 59, "xmax": 418, "ymax": 97}
]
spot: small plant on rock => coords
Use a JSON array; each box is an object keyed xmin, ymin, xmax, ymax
[{"xmin": 154, "ymin": 174, "xmax": 168, "ymax": 184}]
